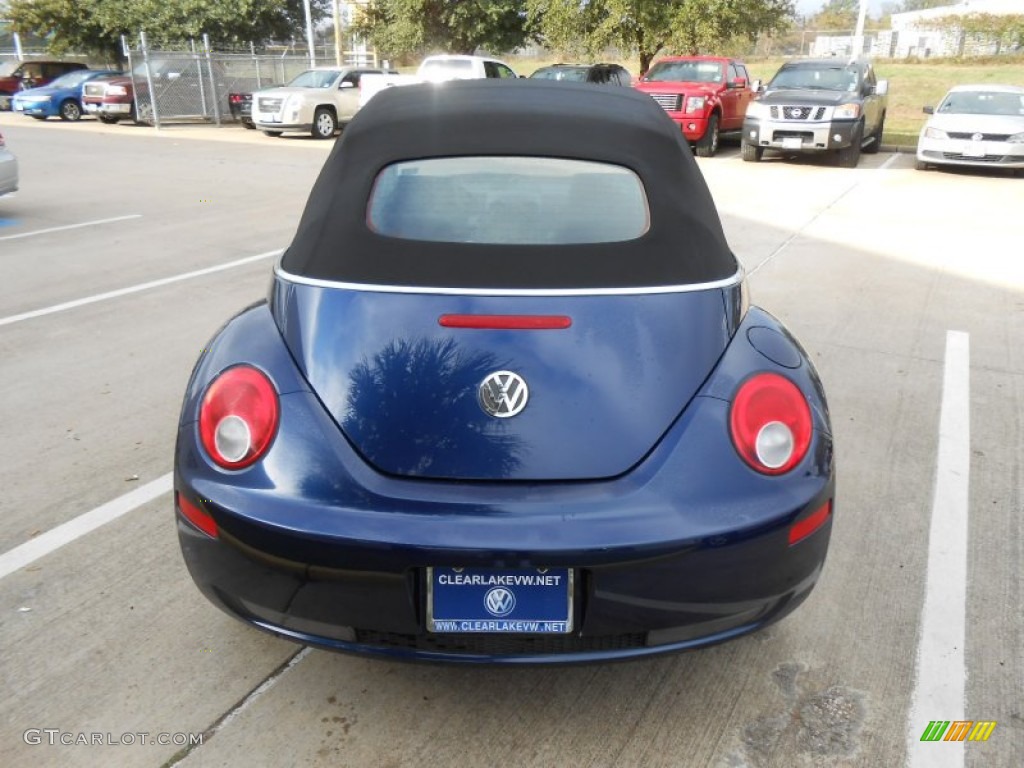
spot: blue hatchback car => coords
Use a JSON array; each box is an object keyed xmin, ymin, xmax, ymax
[
  {"xmin": 13, "ymin": 69, "xmax": 121, "ymax": 121},
  {"xmin": 175, "ymin": 80, "xmax": 835, "ymax": 664}
]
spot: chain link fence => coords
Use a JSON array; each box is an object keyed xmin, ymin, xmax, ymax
[{"xmin": 123, "ymin": 34, "xmax": 376, "ymax": 127}]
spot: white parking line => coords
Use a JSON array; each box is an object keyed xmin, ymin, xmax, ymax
[
  {"xmin": 0, "ymin": 214, "xmax": 143, "ymax": 242},
  {"xmin": 0, "ymin": 249, "xmax": 282, "ymax": 328},
  {"xmin": 880, "ymin": 153, "xmax": 901, "ymax": 171},
  {"xmin": 0, "ymin": 473, "xmax": 172, "ymax": 581},
  {"xmin": 905, "ymin": 330, "xmax": 971, "ymax": 768}
]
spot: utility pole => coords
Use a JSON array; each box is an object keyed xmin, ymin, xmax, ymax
[
  {"xmin": 303, "ymin": 0, "xmax": 316, "ymax": 67},
  {"xmin": 853, "ymin": 0, "xmax": 869, "ymax": 58},
  {"xmin": 334, "ymin": 0, "xmax": 343, "ymax": 67}
]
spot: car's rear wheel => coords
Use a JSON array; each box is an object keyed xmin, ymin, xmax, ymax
[
  {"xmin": 863, "ymin": 113, "xmax": 884, "ymax": 154},
  {"xmin": 262, "ymin": 130, "xmax": 283, "ymax": 137},
  {"xmin": 695, "ymin": 114, "xmax": 719, "ymax": 158},
  {"xmin": 59, "ymin": 99, "xmax": 82, "ymax": 122},
  {"xmin": 741, "ymin": 141, "xmax": 763, "ymax": 162},
  {"xmin": 836, "ymin": 123, "xmax": 863, "ymax": 168},
  {"xmin": 98, "ymin": 114, "xmax": 120, "ymax": 124},
  {"xmin": 312, "ymin": 107, "xmax": 337, "ymax": 139},
  {"xmin": 0, "ymin": 92, "xmax": 12, "ymax": 111}
]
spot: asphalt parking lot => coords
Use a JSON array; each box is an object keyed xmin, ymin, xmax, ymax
[{"xmin": 0, "ymin": 112, "xmax": 1021, "ymax": 768}]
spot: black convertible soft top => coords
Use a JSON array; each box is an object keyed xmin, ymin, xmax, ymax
[{"xmin": 281, "ymin": 79, "xmax": 738, "ymax": 290}]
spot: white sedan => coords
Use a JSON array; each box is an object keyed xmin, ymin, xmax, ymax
[
  {"xmin": 0, "ymin": 130, "xmax": 18, "ymax": 197},
  {"xmin": 917, "ymin": 84, "xmax": 1024, "ymax": 174},
  {"xmin": 251, "ymin": 66, "xmax": 390, "ymax": 139}
]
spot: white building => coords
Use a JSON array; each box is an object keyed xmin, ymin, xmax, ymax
[{"xmin": 889, "ymin": 0, "xmax": 1024, "ymax": 57}]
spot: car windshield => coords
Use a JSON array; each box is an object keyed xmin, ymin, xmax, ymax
[
  {"xmin": 368, "ymin": 157, "xmax": 650, "ymax": 245},
  {"xmin": 644, "ymin": 61, "xmax": 723, "ymax": 83},
  {"xmin": 531, "ymin": 67, "xmax": 588, "ymax": 82},
  {"xmin": 770, "ymin": 65, "xmax": 859, "ymax": 92},
  {"xmin": 938, "ymin": 90, "xmax": 1024, "ymax": 117},
  {"xmin": 288, "ymin": 70, "xmax": 341, "ymax": 88},
  {"xmin": 48, "ymin": 70, "xmax": 95, "ymax": 88}
]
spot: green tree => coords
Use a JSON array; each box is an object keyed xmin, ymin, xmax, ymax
[
  {"xmin": 896, "ymin": 0, "xmax": 950, "ymax": 11},
  {"xmin": 809, "ymin": 0, "xmax": 858, "ymax": 31},
  {"xmin": 930, "ymin": 12, "xmax": 1024, "ymax": 55},
  {"xmin": 7, "ymin": 0, "xmax": 321, "ymax": 62},
  {"xmin": 353, "ymin": 0, "xmax": 529, "ymax": 58},
  {"xmin": 527, "ymin": 0, "xmax": 793, "ymax": 75}
]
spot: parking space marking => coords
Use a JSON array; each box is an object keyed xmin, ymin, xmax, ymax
[
  {"xmin": 175, "ymin": 647, "xmax": 312, "ymax": 765},
  {"xmin": 0, "ymin": 249, "xmax": 282, "ymax": 328},
  {"xmin": 0, "ymin": 214, "xmax": 142, "ymax": 242},
  {"xmin": 880, "ymin": 153, "xmax": 902, "ymax": 171},
  {"xmin": 0, "ymin": 473, "xmax": 172, "ymax": 581},
  {"xmin": 905, "ymin": 330, "xmax": 970, "ymax": 768}
]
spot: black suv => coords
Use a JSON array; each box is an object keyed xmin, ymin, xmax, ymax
[
  {"xmin": 741, "ymin": 58, "xmax": 888, "ymax": 168},
  {"xmin": 529, "ymin": 63, "xmax": 631, "ymax": 86}
]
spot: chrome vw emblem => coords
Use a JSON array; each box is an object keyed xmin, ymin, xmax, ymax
[
  {"xmin": 484, "ymin": 587, "xmax": 516, "ymax": 617},
  {"xmin": 479, "ymin": 371, "xmax": 529, "ymax": 418},
  {"xmin": 971, "ymin": 132, "xmax": 984, "ymax": 141}
]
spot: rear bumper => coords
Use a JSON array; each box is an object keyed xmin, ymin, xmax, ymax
[
  {"xmin": 174, "ymin": 304, "xmax": 835, "ymax": 664},
  {"xmin": 744, "ymin": 117, "xmax": 857, "ymax": 152}
]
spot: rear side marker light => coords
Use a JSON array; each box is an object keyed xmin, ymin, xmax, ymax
[
  {"xmin": 199, "ymin": 365, "xmax": 279, "ymax": 469},
  {"xmin": 439, "ymin": 314, "xmax": 572, "ymax": 330},
  {"xmin": 729, "ymin": 372, "xmax": 812, "ymax": 475},
  {"xmin": 789, "ymin": 500, "xmax": 832, "ymax": 546},
  {"xmin": 177, "ymin": 492, "xmax": 218, "ymax": 538}
]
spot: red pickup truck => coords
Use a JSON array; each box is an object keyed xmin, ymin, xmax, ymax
[{"xmin": 633, "ymin": 56, "xmax": 756, "ymax": 157}]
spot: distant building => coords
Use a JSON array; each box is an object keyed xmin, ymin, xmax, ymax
[{"xmin": 889, "ymin": 0, "xmax": 1024, "ymax": 57}]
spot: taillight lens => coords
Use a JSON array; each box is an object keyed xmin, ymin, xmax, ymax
[
  {"xmin": 199, "ymin": 366, "xmax": 279, "ymax": 469},
  {"xmin": 729, "ymin": 373, "xmax": 812, "ymax": 475}
]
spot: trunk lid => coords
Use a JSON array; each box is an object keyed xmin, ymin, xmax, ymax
[{"xmin": 272, "ymin": 280, "xmax": 731, "ymax": 481}]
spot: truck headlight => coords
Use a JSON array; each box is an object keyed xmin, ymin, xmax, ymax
[
  {"xmin": 833, "ymin": 103, "xmax": 861, "ymax": 120},
  {"xmin": 686, "ymin": 96, "xmax": 706, "ymax": 113},
  {"xmin": 924, "ymin": 127, "xmax": 949, "ymax": 140},
  {"xmin": 745, "ymin": 101, "xmax": 766, "ymax": 119},
  {"xmin": 106, "ymin": 85, "xmax": 128, "ymax": 96}
]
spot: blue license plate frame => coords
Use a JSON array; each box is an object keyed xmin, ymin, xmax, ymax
[{"xmin": 427, "ymin": 567, "xmax": 573, "ymax": 634}]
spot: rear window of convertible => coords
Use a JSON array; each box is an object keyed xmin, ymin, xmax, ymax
[{"xmin": 366, "ymin": 157, "xmax": 650, "ymax": 245}]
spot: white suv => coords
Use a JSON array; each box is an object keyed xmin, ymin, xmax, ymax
[
  {"xmin": 417, "ymin": 55, "xmax": 520, "ymax": 82},
  {"xmin": 251, "ymin": 66, "xmax": 390, "ymax": 139}
]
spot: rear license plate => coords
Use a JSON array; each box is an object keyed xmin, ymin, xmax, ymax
[
  {"xmin": 427, "ymin": 567, "xmax": 573, "ymax": 633},
  {"xmin": 782, "ymin": 137, "xmax": 802, "ymax": 149}
]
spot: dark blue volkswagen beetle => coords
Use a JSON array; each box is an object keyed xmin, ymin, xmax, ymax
[{"xmin": 175, "ymin": 80, "xmax": 835, "ymax": 664}]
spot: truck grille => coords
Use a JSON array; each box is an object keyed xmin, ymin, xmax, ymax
[
  {"xmin": 947, "ymin": 132, "xmax": 1010, "ymax": 142},
  {"xmin": 648, "ymin": 93, "xmax": 682, "ymax": 112},
  {"xmin": 771, "ymin": 105, "xmax": 826, "ymax": 121},
  {"xmin": 257, "ymin": 97, "xmax": 283, "ymax": 111}
]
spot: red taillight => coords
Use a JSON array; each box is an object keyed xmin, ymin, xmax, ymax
[
  {"xmin": 789, "ymin": 500, "xmax": 832, "ymax": 545},
  {"xmin": 198, "ymin": 366, "xmax": 279, "ymax": 469},
  {"xmin": 177, "ymin": 492, "xmax": 218, "ymax": 538},
  {"xmin": 729, "ymin": 373, "xmax": 812, "ymax": 475}
]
